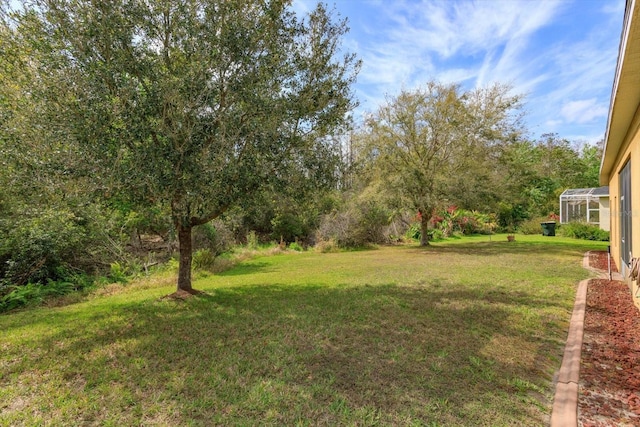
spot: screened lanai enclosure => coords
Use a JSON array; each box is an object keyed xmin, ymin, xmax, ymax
[{"xmin": 559, "ymin": 186, "xmax": 610, "ymax": 231}]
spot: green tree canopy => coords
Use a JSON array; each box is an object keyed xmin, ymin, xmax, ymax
[
  {"xmin": 8, "ymin": 0, "xmax": 360, "ymax": 292},
  {"xmin": 496, "ymin": 133, "xmax": 602, "ymax": 221},
  {"xmin": 358, "ymin": 81, "xmax": 524, "ymax": 245}
]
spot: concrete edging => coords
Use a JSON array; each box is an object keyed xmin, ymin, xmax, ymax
[
  {"xmin": 550, "ymin": 277, "xmax": 588, "ymax": 427},
  {"xmin": 550, "ymin": 251, "xmax": 622, "ymax": 426}
]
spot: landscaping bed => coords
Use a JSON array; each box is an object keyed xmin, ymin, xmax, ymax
[{"xmin": 579, "ymin": 251, "xmax": 640, "ymax": 426}]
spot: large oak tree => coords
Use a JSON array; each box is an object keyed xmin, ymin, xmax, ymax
[
  {"xmin": 10, "ymin": 0, "xmax": 359, "ymax": 292},
  {"xmin": 359, "ymin": 81, "xmax": 524, "ymax": 245}
]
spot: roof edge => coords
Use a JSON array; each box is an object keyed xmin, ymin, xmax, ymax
[{"xmin": 600, "ymin": 0, "xmax": 636, "ymax": 185}]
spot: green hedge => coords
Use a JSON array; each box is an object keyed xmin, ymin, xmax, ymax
[{"xmin": 559, "ymin": 222, "xmax": 609, "ymax": 241}]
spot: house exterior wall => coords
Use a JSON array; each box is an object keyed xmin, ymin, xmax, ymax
[
  {"xmin": 606, "ymin": 128, "xmax": 637, "ymax": 273},
  {"xmin": 600, "ymin": 0, "xmax": 640, "ymax": 309},
  {"xmin": 599, "ymin": 197, "xmax": 611, "ymax": 232},
  {"xmin": 607, "ymin": 120, "xmax": 640, "ymax": 307}
]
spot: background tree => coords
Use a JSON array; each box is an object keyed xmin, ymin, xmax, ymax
[
  {"xmin": 495, "ymin": 133, "xmax": 601, "ymax": 223},
  {"xmin": 358, "ymin": 81, "xmax": 524, "ymax": 245},
  {"xmin": 13, "ymin": 0, "xmax": 359, "ymax": 292},
  {"xmin": 1, "ymin": 7, "xmax": 123, "ymax": 287}
]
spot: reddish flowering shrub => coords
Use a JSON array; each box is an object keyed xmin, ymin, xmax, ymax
[
  {"xmin": 407, "ymin": 207, "xmax": 497, "ymax": 242},
  {"xmin": 430, "ymin": 215, "xmax": 444, "ymax": 226}
]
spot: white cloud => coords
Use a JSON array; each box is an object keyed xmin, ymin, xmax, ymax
[
  {"xmin": 436, "ymin": 68, "xmax": 476, "ymax": 85},
  {"xmin": 601, "ymin": 0, "xmax": 625, "ymax": 16},
  {"xmin": 383, "ymin": 0, "xmax": 559, "ymax": 59},
  {"xmin": 295, "ymin": 0, "xmax": 625, "ymax": 138},
  {"xmin": 290, "ymin": 0, "xmax": 313, "ymax": 15},
  {"xmin": 352, "ymin": 0, "xmax": 564, "ymax": 108},
  {"xmin": 561, "ymin": 99, "xmax": 608, "ymax": 124}
]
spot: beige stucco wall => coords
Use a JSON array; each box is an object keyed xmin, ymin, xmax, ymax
[
  {"xmin": 601, "ymin": 1, "xmax": 640, "ymax": 309},
  {"xmin": 609, "ymin": 124, "xmax": 640, "ymax": 270},
  {"xmin": 607, "ymin": 110, "xmax": 640, "ymax": 286},
  {"xmin": 599, "ymin": 197, "xmax": 610, "ymax": 232},
  {"xmin": 608, "ymin": 162, "xmax": 620, "ymax": 271}
]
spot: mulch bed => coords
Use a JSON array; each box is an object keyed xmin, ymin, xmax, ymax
[{"xmin": 578, "ymin": 251, "xmax": 640, "ymax": 427}]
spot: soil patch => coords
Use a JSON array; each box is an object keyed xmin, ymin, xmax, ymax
[
  {"xmin": 160, "ymin": 288, "xmax": 207, "ymax": 301},
  {"xmin": 588, "ymin": 251, "xmax": 618, "ymax": 273},
  {"xmin": 579, "ymin": 251, "xmax": 640, "ymax": 426}
]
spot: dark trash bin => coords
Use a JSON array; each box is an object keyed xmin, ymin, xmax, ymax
[{"xmin": 541, "ymin": 221, "xmax": 556, "ymax": 236}]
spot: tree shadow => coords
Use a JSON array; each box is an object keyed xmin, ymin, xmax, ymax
[
  {"xmin": 403, "ymin": 239, "xmax": 599, "ymax": 258},
  {"xmin": 1, "ymin": 280, "xmax": 569, "ymax": 425},
  {"xmin": 215, "ymin": 261, "xmax": 271, "ymax": 276}
]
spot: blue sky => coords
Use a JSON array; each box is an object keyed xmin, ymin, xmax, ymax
[{"xmin": 294, "ymin": 0, "xmax": 626, "ymax": 144}]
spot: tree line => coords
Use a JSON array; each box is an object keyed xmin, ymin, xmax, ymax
[{"xmin": 0, "ymin": 0, "xmax": 600, "ymax": 301}]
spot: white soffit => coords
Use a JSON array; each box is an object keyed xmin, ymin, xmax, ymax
[{"xmin": 601, "ymin": 0, "xmax": 640, "ymax": 184}]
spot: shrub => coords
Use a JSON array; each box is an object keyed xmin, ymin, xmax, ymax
[
  {"xmin": 426, "ymin": 207, "xmax": 497, "ymax": 239},
  {"xmin": 246, "ymin": 230, "xmax": 259, "ymax": 249},
  {"xmin": 314, "ymin": 238, "xmax": 339, "ymax": 253},
  {"xmin": 518, "ymin": 217, "xmax": 550, "ymax": 235},
  {"xmin": 108, "ymin": 262, "xmax": 129, "ymax": 283},
  {"xmin": 0, "ymin": 200, "xmax": 133, "ymax": 310},
  {"xmin": 193, "ymin": 220, "xmax": 235, "ymax": 257},
  {"xmin": 404, "ymin": 222, "xmax": 421, "ymax": 241},
  {"xmin": 1, "ymin": 209, "xmax": 89, "ymax": 285},
  {"xmin": 316, "ymin": 200, "xmax": 390, "ymax": 248},
  {"xmin": 288, "ymin": 242, "xmax": 304, "ymax": 252},
  {"xmin": 271, "ymin": 211, "xmax": 306, "ymax": 243},
  {"xmin": 0, "ymin": 276, "xmax": 91, "ymax": 313},
  {"xmin": 0, "ymin": 200, "xmax": 135, "ymax": 283},
  {"xmin": 496, "ymin": 202, "xmax": 529, "ymax": 230},
  {"xmin": 192, "ymin": 249, "xmax": 218, "ymax": 271},
  {"xmin": 559, "ymin": 222, "xmax": 609, "ymax": 241},
  {"xmin": 316, "ymin": 210, "xmax": 358, "ymax": 247},
  {"xmin": 427, "ymin": 228, "xmax": 445, "ymax": 241}
]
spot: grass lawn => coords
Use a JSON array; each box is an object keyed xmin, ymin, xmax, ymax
[{"xmin": 0, "ymin": 235, "xmax": 607, "ymax": 426}]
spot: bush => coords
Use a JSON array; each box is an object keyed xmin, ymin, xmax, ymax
[
  {"xmin": 0, "ymin": 275, "xmax": 92, "ymax": 313},
  {"xmin": 496, "ymin": 202, "xmax": 529, "ymax": 230},
  {"xmin": 1, "ymin": 208, "xmax": 94, "ymax": 286},
  {"xmin": 518, "ymin": 217, "xmax": 550, "ymax": 235},
  {"xmin": 426, "ymin": 207, "xmax": 498, "ymax": 240},
  {"xmin": 271, "ymin": 211, "xmax": 306, "ymax": 243},
  {"xmin": 316, "ymin": 200, "xmax": 391, "ymax": 248},
  {"xmin": 314, "ymin": 238, "xmax": 339, "ymax": 253},
  {"xmin": 193, "ymin": 220, "xmax": 234, "ymax": 257},
  {"xmin": 192, "ymin": 249, "xmax": 218, "ymax": 271},
  {"xmin": 246, "ymin": 230, "xmax": 259, "ymax": 249},
  {"xmin": 288, "ymin": 242, "xmax": 304, "ymax": 252},
  {"xmin": 108, "ymin": 261, "xmax": 129, "ymax": 283},
  {"xmin": 400, "ymin": 208, "xmax": 498, "ymax": 244},
  {"xmin": 0, "ymin": 201, "xmax": 134, "ymax": 310},
  {"xmin": 427, "ymin": 228, "xmax": 445, "ymax": 241},
  {"xmin": 405, "ymin": 222, "xmax": 421, "ymax": 241},
  {"xmin": 316, "ymin": 210, "xmax": 358, "ymax": 247},
  {"xmin": 559, "ymin": 222, "xmax": 609, "ymax": 241}
]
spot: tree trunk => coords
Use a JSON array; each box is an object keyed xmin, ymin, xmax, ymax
[
  {"xmin": 420, "ymin": 211, "xmax": 430, "ymax": 246},
  {"xmin": 177, "ymin": 224, "xmax": 194, "ymax": 292}
]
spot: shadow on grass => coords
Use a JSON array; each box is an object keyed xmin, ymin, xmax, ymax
[
  {"xmin": 215, "ymin": 261, "xmax": 272, "ymax": 276},
  {"xmin": 403, "ymin": 238, "xmax": 603, "ymax": 258},
  {"xmin": 1, "ymin": 280, "xmax": 568, "ymax": 426}
]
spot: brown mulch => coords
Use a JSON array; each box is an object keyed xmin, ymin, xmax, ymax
[{"xmin": 578, "ymin": 251, "xmax": 640, "ymax": 427}]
